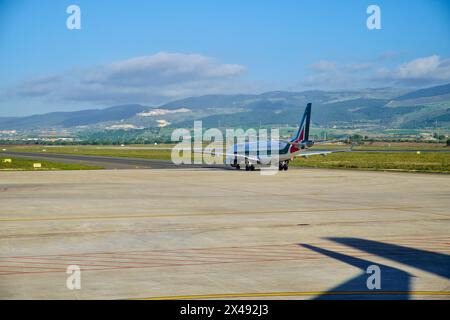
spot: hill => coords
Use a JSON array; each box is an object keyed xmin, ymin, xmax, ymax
[
  {"xmin": 395, "ymin": 83, "xmax": 450, "ymax": 101},
  {"xmin": 1, "ymin": 84, "xmax": 449, "ymax": 132},
  {"xmin": 0, "ymin": 104, "xmax": 148, "ymax": 130}
]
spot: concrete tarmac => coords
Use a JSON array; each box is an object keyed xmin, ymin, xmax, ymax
[{"xmin": 0, "ymin": 169, "xmax": 449, "ymax": 299}]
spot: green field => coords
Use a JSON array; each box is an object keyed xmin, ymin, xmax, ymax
[
  {"xmin": 2, "ymin": 145, "xmax": 449, "ymax": 173},
  {"xmin": 352, "ymin": 144, "xmax": 449, "ymax": 151},
  {"xmin": 291, "ymin": 152, "xmax": 450, "ymax": 173},
  {"xmin": 0, "ymin": 157, "xmax": 102, "ymax": 171}
]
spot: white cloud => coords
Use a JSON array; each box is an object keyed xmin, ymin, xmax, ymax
[
  {"xmin": 376, "ymin": 55, "xmax": 450, "ymax": 85},
  {"xmin": 309, "ymin": 60, "xmax": 336, "ymax": 73},
  {"xmin": 13, "ymin": 75, "xmax": 63, "ymax": 97},
  {"xmin": 6, "ymin": 52, "xmax": 246, "ymax": 105},
  {"xmin": 377, "ymin": 51, "xmax": 401, "ymax": 61},
  {"xmin": 303, "ymin": 55, "xmax": 450, "ymax": 89},
  {"xmin": 4, "ymin": 53, "xmax": 450, "ymax": 113},
  {"xmin": 342, "ymin": 63, "xmax": 374, "ymax": 72},
  {"xmin": 303, "ymin": 61, "xmax": 375, "ymax": 89},
  {"xmin": 82, "ymin": 52, "xmax": 245, "ymax": 87}
]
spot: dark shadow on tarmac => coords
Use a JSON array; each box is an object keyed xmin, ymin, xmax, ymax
[
  {"xmin": 301, "ymin": 243, "xmax": 411, "ymax": 300},
  {"xmin": 328, "ymin": 237, "xmax": 450, "ymax": 280},
  {"xmin": 301, "ymin": 238, "xmax": 450, "ymax": 300}
]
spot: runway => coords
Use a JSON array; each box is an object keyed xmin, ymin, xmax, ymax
[
  {"xmin": 3, "ymin": 149, "xmax": 449, "ymax": 171},
  {"xmin": 0, "ymin": 169, "xmax": 449, "ymax": 299},
  {"xmin": 1, "ymin": 151, "xmax": 227, "ymax": 170}
]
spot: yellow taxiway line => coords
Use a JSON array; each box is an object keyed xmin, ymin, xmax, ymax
[{"xmin": 134, "ymin": 291, "xmax": 450, "ymax": 300}]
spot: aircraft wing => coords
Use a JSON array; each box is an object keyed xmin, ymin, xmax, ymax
[
  {"xmin": 200, "ymin": 149, "xmax": 261, "ymax": 163},
  {"xmin": 167, "ymin": 147, "xmax": 261, "ymax": 162},
  {"xmin": 296, "ymin": 148, "xmax": 351, "ymax": 158},
  {"xmin": 312, "ymin": 140, "xmax": 340, "ymax": 145}
]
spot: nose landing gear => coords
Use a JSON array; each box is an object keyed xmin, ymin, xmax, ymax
[
  {"xmin": 232, "ymin": 158, "xmax": 241, "ymax": 170},
  {"xmin": 279, "ymin": 160, "xmax": 289, "ymax": 171}
]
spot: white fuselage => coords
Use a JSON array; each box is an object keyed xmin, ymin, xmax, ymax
[{"xmin": 225, "ymin": 141, "xmax": 307, "ymax": 166}]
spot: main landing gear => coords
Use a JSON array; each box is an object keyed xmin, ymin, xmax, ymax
[
  {"xmin": 232, "ymin": 158, "xmax": 242, "ymax": 170},
  {"xmin": 231, "ymin": 158, "xmax": 255, "ymax": 171},
  {"xmin": 232, "ymin": 163, "xmax": 255, "ymax": 171},
  {"xmin": 245, "ymin": 164, "xmax": 255, "ymax": 171},
  {"xmin": 279, "ymin": 160, "xmax": 289, "ymax": 171}
]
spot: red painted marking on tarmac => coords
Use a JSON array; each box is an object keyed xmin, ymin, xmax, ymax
[
  {"xmin": 0, "ymin": 265, "xmax": 63, "ymax": 271},
  {"xmin": 2, "ymin": 250, "xmax": 316, "ymax": 268},
  {"xmin": 0, "ymin": 256, "xmax": 317, "ymax": 276},
  {"xmin": 2, "ymin": 237, "xmax": 448, "ymax": 260},
  {"xmin": 0, "ymin": 243, "xmax": 304, "ymax": 259},
  {"xmin": 0, "ymin": 254, "xmax": 278, "ymax": 266},
  {"xmin": 0, "ymin": 248, "xmax": 327, "ymax": 265},
  {"xmin": 110, "ymin": 250, "xmax": 307, "ymax": 260},
  {"xmin": 1, "ymin": 237, "xmax": 448, "ymax": 277},
  {"xmin": 0, "ymin": 259, "xmax": 164, "ymax": 269}
]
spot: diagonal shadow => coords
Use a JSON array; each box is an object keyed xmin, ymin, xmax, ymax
[
  {"xmin": 327, "ymin": 237, "xmax": 450, "ymax": 279},
  {"xmin": 301, "ymin": 244, "xmax": 411, "ymax": 300}
]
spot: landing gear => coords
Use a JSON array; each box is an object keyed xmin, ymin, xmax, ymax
[
  {"xmin": 243, "ymin": 158, "xmax": 255, "ymax": 171},
  {"xmin": 279, "ymin": 160, "xmax": 289, "ymax": 171},
  {"xmin": 232, "ymin": 157, "xmax": 241, "ymax": 170},
  {"xmin": 232, "ymin": 160, "xmax": 254, "ymax": 171},
  {"xmin": 245, "ymin": 164, "xmax": 255, "ymax": 171}
]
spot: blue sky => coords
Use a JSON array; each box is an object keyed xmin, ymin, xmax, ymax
[{"xmin": 1, "ymin": 0, "xmax": 449, "ymax": 116}]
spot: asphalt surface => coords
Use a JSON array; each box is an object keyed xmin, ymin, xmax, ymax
[{"xmin": 1, "ymin": 151, "xmax": 229, "ymax": 170}]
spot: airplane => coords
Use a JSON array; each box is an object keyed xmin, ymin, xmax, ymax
[{"xmin": 206, "ymin": 103, "xmax": 352, "ymax": 171}]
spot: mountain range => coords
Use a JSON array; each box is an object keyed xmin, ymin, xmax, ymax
[{"xmin": 1, "ymin": 83, "xmax": 450, "ymax": 131}]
